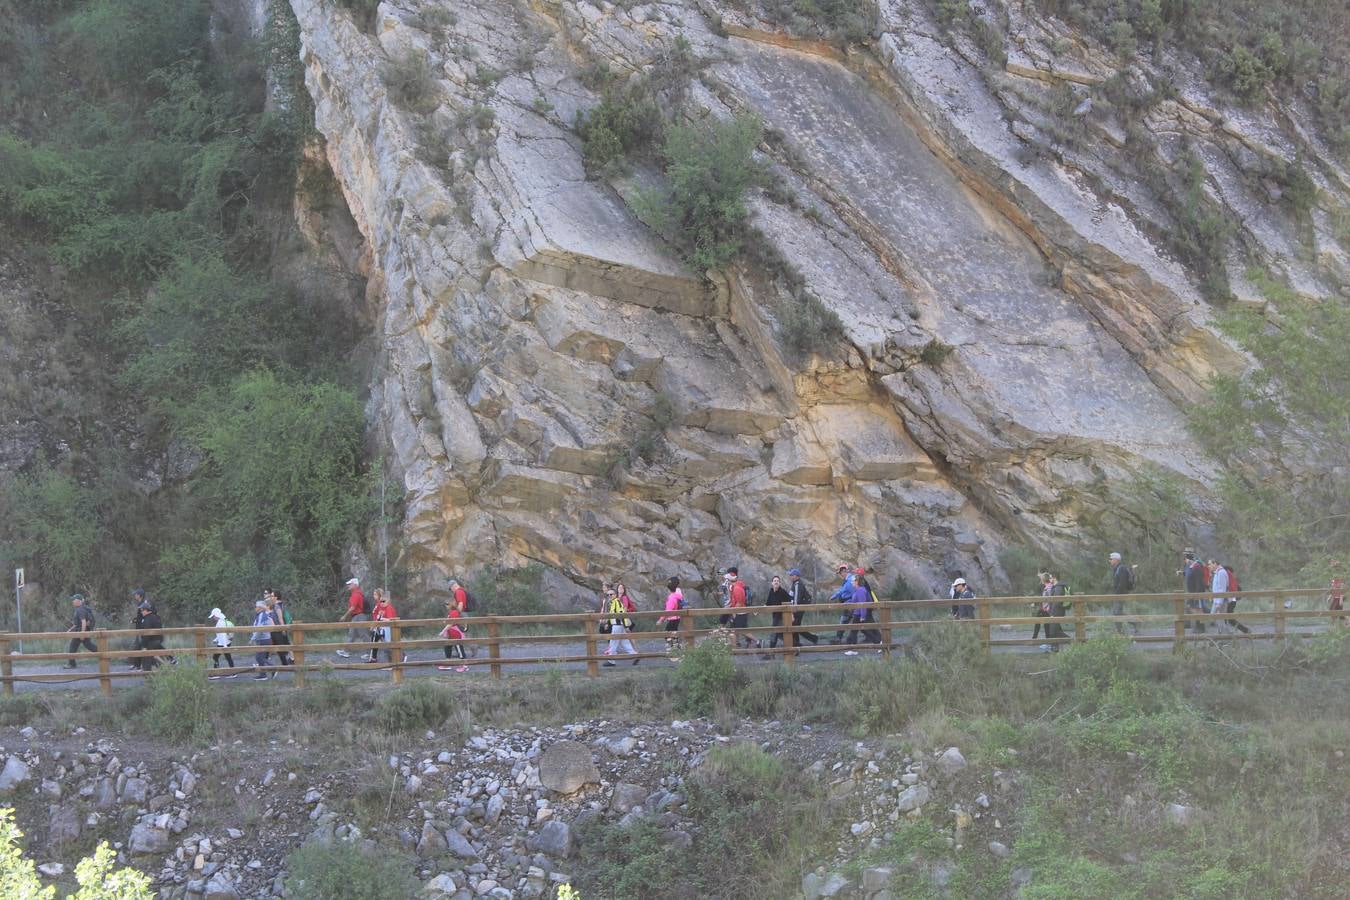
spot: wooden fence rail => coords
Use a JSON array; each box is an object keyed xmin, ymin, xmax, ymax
[{"xmin": 1, "ymin": 589, "xmax": 1342, "ymax": 696}]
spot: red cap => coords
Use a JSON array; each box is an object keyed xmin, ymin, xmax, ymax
[{"xmin": 854, "ymin": 567, "xmax": 867, "ymax": 576}]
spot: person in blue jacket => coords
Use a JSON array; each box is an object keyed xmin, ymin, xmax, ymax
[{"xmin": 829, "ymin": 564, "xmax": 856, "ymax": 644}]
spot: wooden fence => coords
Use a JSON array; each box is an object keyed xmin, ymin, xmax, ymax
[{"xmin": 1, "ymin": 588, "xmax": 1342, "ymax": 696}]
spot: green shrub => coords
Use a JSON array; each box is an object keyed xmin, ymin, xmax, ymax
[
  {"xmin": 779, "ymin": 288, "xmax": 845, "ymax": 354},
  {"xmin": 335, "ymin": 0, "xmax": 381, "ymax": 32},
  {"xmin": 0, "ymin": 808, "xmax": 154, "ymax": 899},
  {"xmin": 148, "ymin": 660, "xmax": 213, "ymax": 744},
  {"xmin": 285, "ymin": 841, "xmax": 417, "ymax": 900},
  {"xmin": 374, "ymin": 680, "xmax": 456, "ymax": 735},
  {"xmin": 676, "ymin": 639, "xmax": 736, "ymax": 715},
  {"xmin": 641, "ymin": 114, "xmax": 765, "ymax": 271},
  {"xmin": 577, "ymin": 816, "xmax": 681, "ymax": 899},
  {"xmin": 384, "ymin": 51, "xmax": 439, "ymax": 114},
  {"xmin": 729, "ymin": 0, "xmax": 877, "ymax": 45},
  {"xmin": 577, "ymin": 80, "xmax": 663, "ymax": 171},
  {"xmin": 0, "ymin": 464, "xmax": 99, "ymax": 599},
  {"xmin": 918, "ymin": 339, "xmax": 954, "ymax": 366},
  {"xmin": 468, "ymin": 564, "xmax": 550, "ymax": 617},
  {"xmin": 0, "ymin": 697, "xmax": 41, "ymax": 728}
]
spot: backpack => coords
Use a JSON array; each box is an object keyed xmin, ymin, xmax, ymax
[
  {"xmin": 1224, "ymin": 566, "xmax": 1239, "ymax": 593},
  {"xmin": 361, "ymin": 594, "xmax": 373, "ymax": 616},
  {"xmin": 462, "ymin": 590, "xmax": 478, "ymax": 612},
  {"xmin": 282, "ymin": 608, "xmax": 294, "ymax": 625},
  {"xmin": 676, "ymin": 593, "xmax": 688, "ymax": 610},
  {"xmin": 743, "ymin": 585, "xmax": 754, "ymax": 606},
  {"xmin": 1119, "ymin": 565, "xmax": 1136, "ymax": 592}
]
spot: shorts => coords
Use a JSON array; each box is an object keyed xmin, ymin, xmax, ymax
[{"xmin": 731, "ymin": 613, "xmax": 749, "ymax": 629}]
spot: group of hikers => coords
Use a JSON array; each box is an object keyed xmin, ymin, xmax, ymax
[{"xmin": 56, "ymin": 554, "xmax": 1347, "ymax": 673}]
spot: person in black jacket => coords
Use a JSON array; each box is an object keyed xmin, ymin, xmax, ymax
[
  {"xmin": 764, "ymin": 576, "xmax": 792, "ymax": 654},
  {"xmin": 1109, "ymin": 552, "xmax": 1139, "ymax": 635},
  {"xmin": 1182, "ymin": 550, "xmax": 1207, "ymax": 634},
  {"xmin": 787, "ymin": 569, "xmax": 819, "ymax": 647},
  {"xmin": 136, "ymin": 600, "xmax": 165, "ymax": 671}
]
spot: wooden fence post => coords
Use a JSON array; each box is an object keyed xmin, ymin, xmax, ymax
[
  {"xmin": 0, "ymin": 636, "xmax": 12, "ymax": 697},
  {"xmin": 193, "ymin": 628, "xmax": 207, "ymax": 668},
  {"xmin": 1073, "ymin": 598, "xmax": 1086, "ymax": 644},
  {"xmin": 292, "ymin": 629, "xmax": 306, "ymax": 688},
  {"xmin": 878, "ymin": 605, "xmax": 892, "ymax": 659},
  {"xmin": 390, "ymin": 623, "xmax": 404, "ymax": 684},
  {"xmin": 487, "ymin": 620, "xmax": 502, "ymax": 679},
  {"xmin": 680, "ymin": 610, "xmax": 694, "ymax": 652},
  {"xmin": 584, "ymin": 618, "xmax": 599, "ymax": 677},
  {"xmin": 781, "ymin": 609, "xmax": 795, "ymax": 665},
  {"xmin": 1173, "ymin": 595, "xmax": 1186, "ymax": 654},
  {"xmin": 977, "ymin": 598, "xmax": 991, "ymax": 654},
  {"xmin": 96, "ymin": 631, "xmax": 111, "ymax": 698}
]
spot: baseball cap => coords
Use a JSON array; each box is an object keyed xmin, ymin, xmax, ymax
[
  {"xmin": 138, "ymin": 600, "xmax": 152, "ymax": 610},
  {"xmin": 726, "ymin": 566, "xmax": 738, "ymax": 576},
  {"xmin": 951, "ymin": 577, "xmax": 967, "ymax": 587},
  {"xmin": 788, "ymin": 568, "xmax": 801, "ymax": 576},
  {"xmin": 131, "ymin": 588, "xmax": 146, "ymax": 599},
  {"xmin": 1109, "ymin": 552, "xmax": 1121, "ymax": 561},
  {"xmin": 854, "ymin": 567, "xmax": 866, "ymax": 576},
  {"xmin": 209, "ymin": 608, "xmax": 223, "ymax": 619},
  {"xmin": 837, "ymin": 563, "xmax": 848, "ymax": 572},
  {"xmin": 345, "ymin": 577, "xmax": 360, "ymax": 587},
  {"xmin": 71, "ymin": 593, "xmax": 86, "ymax": 602}
]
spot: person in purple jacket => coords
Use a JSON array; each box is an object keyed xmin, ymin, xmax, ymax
[{"xmin": 843, "ymin": 568, "xmax": 882, "ymax": 653}]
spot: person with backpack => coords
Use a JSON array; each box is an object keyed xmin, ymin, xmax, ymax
[
  {"xmin": 250, "ymin": 599, "xmax": 275, "ymax": 679},
  {"xmin": 437, "ymin": 599, "xmax": 469, "ymax": 672},
  {"xmin": 1037, "ymin": 573, "xmax": 1069, "ymax": 651},
  {"xmin": 136, "ymin": 599, "xmax": 167, "ymax": 671},
  {"xmin": 725, "ymin": 567, "xmax": 760, "ymax": 651},
  {"xmin": 603, "ymin": 582, "xmax": 639, "ymax": 666},
  {"xmin": 448, "ymin": 579, "xmax": 478, "ymax": 656},
  {"xmin": 764, "ymin": 575, "xmax": 792, "ymax": 655},
  {"xmin": 658, "ymin": 576, "xmax": 685, "ymax": 653},
  {"xmin": 1109, "ymin": 552, "xmax": 1138, "ymax": 635},
  {"xmin": 265, "ymin": 590, "xmax": 293, "ymax": 668},
  {"xmin": 951, "ymin": 577, "xmax": 976, "ymax": 620},
  {"xmin": 844, "ymin": 568, "xmax": 882, "ymax": 652},
  {"xmin": 64, "ymin": 594, "xmax": 97, "ymax": 669},
  {"xmin": 829, "ymin": 564, "xmax": 857, "ymax": 643},
  {"xmin": 1182, "ymin": 550, "xmax": 1208, "ymax": 634},
  {"xmin": 207, "ymin": 608, "xmax": 237, "ymax": 677},
  {"xmin": 1328, "ymin": 562, "xmax": 1345, "ymax": 622},
  {"xmin": 336, "ymin": 577, "xmax": 368, "ymax": 659},
  {"xmin": 368, "ymin": 590, "xmax": 398, "ymax": 664},
  {"xmin": 787, "ymin": 568, "xmax": 819, "ymax": 647},
  {"xmin": 1218, "ymin": 562, "xmax": 1251, "ymax": 634}
]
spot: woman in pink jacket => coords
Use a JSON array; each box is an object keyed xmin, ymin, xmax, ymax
[{"xmin": 659, "ymin": 576, "xmax": 684, "ymax": 652}]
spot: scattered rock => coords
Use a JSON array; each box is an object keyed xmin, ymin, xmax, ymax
[
  {"xmin": 48, "ymin": 805, "xmax": 82, "ymax": 846},
  {"xmin": 121, "ymin": 777, "xmax": 149, "ymax": 804},
  {"xmin": 37, "ymin": 862, "xmax": 65, "ymax": 877},
  {"xmin": 445, "ymin": 828, "xmax": 478, "ymax": 860},
  {"xmin": 129, "ymin": 818, "xmax": 170, "ymax": 854},
  {"xmin": 538, "ymin": 741, "xmax": 599, "ymax": 795},
  {"xmin": 862, "ymin": 866, "xmax": 894, "ymax": 893},
  {"xmin": 416, "ymin": 821, "xmax": 448, "ymax": 857},
  {"xmin": 204, "ymin": 872, "xmax": 239, "ymax": 900},
  {"xmin": 610, "ymin": 782, "xmax": 647, "ymax": 814},
  {"xmin": 422, "ymin": 872, "xmax": 460, "ymax": 898},
  {"xmin": 1011, "ymin": 867, "xmax": 1034, "ymax": 888},
  {"xmin": 526, "ymin": 820, "xmax": 574, "ymax": 859},
  {"xmin": 0, "ymin": 756, "xmax": 31, "ymax": 792},
  {"xmin": 897, "ymin": 783, "xmax": 931, "ymax": 813},
  {"xmin": 937, "ymin": 747, "xmax": 967, "ymax": 776},
  {"xmin": 989, "ymin": 840, "xmax": 1011, "ymax": 859},
  {"xmin": 1164, "ymin": 803, "xmax": 1201, "ymax": 827}
]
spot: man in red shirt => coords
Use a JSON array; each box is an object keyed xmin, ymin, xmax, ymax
[
  {"xmin": 336, "ymin": 577, "xmax": 368, "ymax": 659},
  {"xmin": 726, "ymin": 567, "xmax": 758, "ymax": 651},
  {"xmin": 449, "ymin": 579, "xmax": 468, "ymax": 613}
]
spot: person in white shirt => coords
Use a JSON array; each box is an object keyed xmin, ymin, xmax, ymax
[{"xmin": 1209, "ymin": 563, "xmax": 1230, "ymax": 617}]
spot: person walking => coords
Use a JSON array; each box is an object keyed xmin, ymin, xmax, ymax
[
  {"xmin": 436, "ymin": 600, "xmax": 469, "ymax": 672},
  {"xmin": 951, "ymin": 577, "xmax": 976, "ymax": 620},
  {"xmin": 725, "ymin": 568, "xmax": 759, "ymax": 651},
  {"xmin": 603, "ymin": 582, "xmax": 640, "ymax": 666},
  {"xmin": 948, "ymin": 571, "xmax": 966, "ymax": 619},
  {"xmin": 336, "ymin": 577, "xmax": 368, "ymax": 659},
  {"xmin": 368, "ymin": 590, "xmax": 398, "ymax": 664},
  {"xmin": 136, "ymin": 599, "xmax": 167, "ymax": 671},
  {"xmin": 1108, "ymin": 552, "xmax": 1138, "ymax": 635},
  {"xmin": 1218, "ymin": 563, "xmax": 1251, "ymax": 634},
  {"xmin": 128, "ymin": 589, "xmax": 149, "ymax": 670},
  {"xmin": 844, "ymin": 569, "xmax": 881, "ymax": 652},
  {"xmin": 250, "ymin": 599, "xmax": 274, "ymax": 679},
  {"xmin": 1182, "ymin": 550, "xmax": 1208, "ymax": 634},
  {"xmin": 787, "ymin": 568, "xmax": 819, "ymax": 647},
  {"xmin": 659, "ymin": 576, "xmax": 684, "ymax": 653},
  {"xmin": 265, "ymin": 590, "xmax": 294, "ymax": 667},
  {"xmin": 764, "ymin": 575, "xmax": 791, "ymax": 655},
  {"xmin": 1031, "ymin": 574, "xmax": 1053, "ymax": 644},
  {"xmin": 64, "ymin": 594, "xmax": 97, "ymax": 668},
  {"xmin": 207, "ymin": 608, "xmax": 237, "ymax": 677},
  {"xmin": 1036, "ymin": 573, "xmax": 1069, "ymax": 651},
  {"xmin": 1329, "ymin": 562, "xmax": 1345, "ymax": 624},
  {"xmin": 830, "ymin": 564, "xmax": 857, "ymax": 643}
]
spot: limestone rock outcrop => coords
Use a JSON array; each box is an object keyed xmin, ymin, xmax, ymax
[{"xmin": 285, "ymin": 0, "xmax": 1346, "ymax": 601}]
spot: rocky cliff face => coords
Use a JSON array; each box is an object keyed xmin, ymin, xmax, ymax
[{"xmin": 286, "ymin": 0, "xmax": 1346, "ymax": 602}]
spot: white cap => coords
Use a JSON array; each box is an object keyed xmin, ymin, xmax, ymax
[
  {"xmin": 345, "ymin": 577, "xmax": 360, "ymax": 586},
  {"xmin": 1109, "ymin": 552, "xmax": 1121, "ymax": 561},
  {"xmin": 209, "ymin": 608, "xmax": 223, "ymax": 620},
  {"xmin": 951, "ymin": 578, "xmax": 967, "ymax": 587}
]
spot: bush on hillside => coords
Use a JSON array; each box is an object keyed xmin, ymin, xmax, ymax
[
  {"xmin": 675, "ymin": 639, "xmax": 736, "ymax": 715},
  {"xmin": 0, "ymin": 807, "xmax": 153, "ymax": 898},
  {"xmin": 375, "ymin": 681, "xmax": 456, "ymax": 735},
  {"xmin": 285, "ymin": 841, "xmax": 416, "ymax": 900},
  {"xmin": 148, "ymin": 660, "xmax": 214, "ymax": 745}
]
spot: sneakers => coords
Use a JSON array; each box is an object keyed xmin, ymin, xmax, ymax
[
  {"xmin": 252, "ymin": 673, "xmax": 269, "ymax": 680},
  {"xmin": 455, "ymin": 666, "xmax": 468, "ymax": 673},
  {"xmin": 437, "ymin": 665, "xmax": 456, "ymax": 671},
  {"xmin": 63, "ymin": 662, "xmax": 77, "ymax": 670},
  {"xmin": 632, "ymin": 657, "xmax": 640, "ymax": 666},
  {"xmin": 335, "ymin": 649, "xmax": 351, "ymax": 658},
  {"xmin": 602, "ymin": 661, "xmax": 617, "ymax": 668},
  {"xmin": 843, "ymin": 650, "xmax": 859, "ymax": 657},
  {"xmin": 1039, "ymin": 644, "xmax": 1052, "ymax": 653}
]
